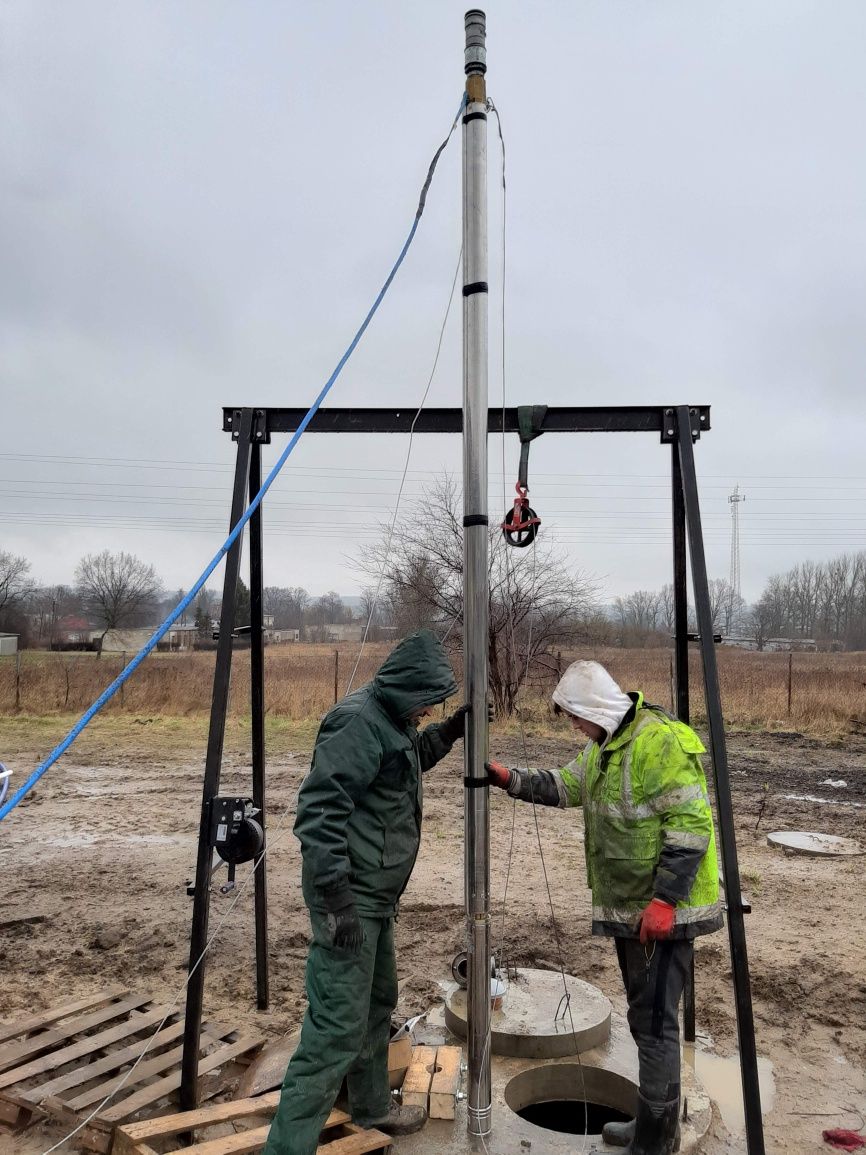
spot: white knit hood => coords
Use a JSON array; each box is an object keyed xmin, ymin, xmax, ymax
[{"xmin": 551, "ymin": 661, "xmax": 633, "ymax": 745}]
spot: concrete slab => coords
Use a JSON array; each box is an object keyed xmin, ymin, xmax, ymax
[
  {"xmin": 767, "ymin": 830, "xmax": 865, "ymax": 857},
  {"xmin": 395, "ymin": 1008, "xmax": 712, "ymax": 1155},
  {"xmin": 445, "ymin": 969, "xmax": 612, "ymax": 1058}
]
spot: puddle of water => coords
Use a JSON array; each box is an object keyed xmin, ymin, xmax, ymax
[
  {"xmin": 782, "ymin": 793, "xmax": 864, "ymax": 809},
  {"xmin": 688, "ymin": 1047, "xmax": 775, "ymax": 1135}
]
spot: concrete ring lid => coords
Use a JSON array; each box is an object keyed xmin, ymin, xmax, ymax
[
  {"xmin": 445, "ymin": 968, "xmax": 611, "ymax": 1059},
  {"xmin": 767, "ymin": 830, "xmax": 866, "ymax": 857}
]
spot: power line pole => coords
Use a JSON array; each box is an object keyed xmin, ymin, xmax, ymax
[
  {"xmin": 462, "ymin": 8, "xmax": 492, "ymax": 1141},
  {"xmin": 728, "ymin": 483, "xmax": 745, "ymax": 628}
]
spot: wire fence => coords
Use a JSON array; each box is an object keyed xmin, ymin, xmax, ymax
[{"xmin": 0, "ymin": 643, "xmax": 863, "ymax": 735}]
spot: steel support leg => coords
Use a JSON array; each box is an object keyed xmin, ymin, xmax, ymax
[
  {"xmin": 672, "ymin": 442, "xmax": 696, "ymax": 1042},
  {"xmin": 249, "ymin": 441, "xmax": 269, "ymax": 1011},
  {"xmin": 180, "ymin": 408, "xmax": 254, "ymax": 1111},
  {"xmin": 676, "ymin": 406, "xmax": 764, "ymax": 1155}
]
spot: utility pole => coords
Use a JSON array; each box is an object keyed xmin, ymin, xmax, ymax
[
  {"xmin": 462, "ymin": 8, "xmax": 492, "ymax": 1140},
  {"xmin": 728, "ymin": 484, "xmax": 745, "ymax": 630}
]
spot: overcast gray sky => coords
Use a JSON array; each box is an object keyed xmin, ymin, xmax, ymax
[{"xmin": 3, "ymin": 0, "xmax": 865, "ymax": 607}]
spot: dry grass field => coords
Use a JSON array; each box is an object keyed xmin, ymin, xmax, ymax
[{"xmin": 1, "ymin": 643, "xmax": 864, "ymax": 740}]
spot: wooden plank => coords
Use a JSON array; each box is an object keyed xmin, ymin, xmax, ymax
[
  {"xmin": 0, "ymin": 986, "xmax": 130, "ymax": 1046},
  {"xmin": 0, "ymin": 1000, "xmax": 169, "ymax": 1092},
  {"xmin": 65, "ymin": 1023, "xmax": 235, "ymax": 1112},
  {"xmin": 317, "ymin": 1128, "xmax": 392, "ymax": 1155},
  {"xmin": 0, "ymin": 992, "xmax": 151, "ymax": 1074},
  {"xmin": 96, "ymin": 1034, "xmax": 264, "ymax": 1125},
  {"xmin": 166, "ymin": 1123, "xmax": 272, "ymax": 1155},
  {"xmin": 119, "ymin": 1090, "xmax": 285, "ymax": 1142},
  {"xmin": 428, "ymin": 1044, "xmax": 461, "ymax": 1120},
  {"xmin": 113, "ymin": 1137, "xmax": 160, "ymax": 1155},
  {"xmin": 23, "ymin": 1018, "xmax": 186, "ymax": 1103},
  {"xmin": 399, "ymin": 1044, "xmax": 436, "ymax": 1111}
]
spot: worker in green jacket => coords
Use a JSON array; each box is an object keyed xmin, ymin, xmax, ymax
[
  {"xmin": 264, "ymin": 629, "xmax": 464, "ymax": 1155},
  {"xmin": 487, "ymin": 660, "xmax": 722, "ymax": 1155}
]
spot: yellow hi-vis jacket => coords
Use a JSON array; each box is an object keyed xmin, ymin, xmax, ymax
[{"xmin": 506, "ymin": 693, "xmax": 723, "ymax": 939}]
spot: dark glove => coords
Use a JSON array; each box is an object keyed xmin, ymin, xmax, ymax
[
  {"xmin": 485, "ymin": 759, "xmax": 512, "ymax": 789},
  {"xmin": 441, "ymin": 701, "xmax": 495, "ymax": 743},
  {"xmin": 326, "ymin": 905, "xmax": 365, "ymax": 955}
]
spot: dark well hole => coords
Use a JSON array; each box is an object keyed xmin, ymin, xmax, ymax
[{"xmin": 516, "ymin": 1100, "xmax": 631, "ymax": 1136}]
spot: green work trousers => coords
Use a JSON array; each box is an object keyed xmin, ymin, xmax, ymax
[{"xmin": 263, "ymin": 911, "xmax": 397, "ymax": 1155}]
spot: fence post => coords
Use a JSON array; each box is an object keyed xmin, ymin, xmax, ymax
[
  {"xmin": 787, "ymin": 652, "xmax": 793, "ymax": 715},
  {"xmin": 334, "ymin": 649, "xmax": 339, "ymax": 704},
  {"xmin": 15, "ymin": 651, "xmax": 21, "ymax": 711}
]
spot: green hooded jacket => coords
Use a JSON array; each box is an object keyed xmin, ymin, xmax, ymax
[{"xmin": 295, "ymin": 629, "xmax": 459, "ymax": 918}]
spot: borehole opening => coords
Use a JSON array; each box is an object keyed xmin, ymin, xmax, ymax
[
  {"xmin": 516, "ymin": 1099, "xmax": 631, "ymax": 1136},
  {"xmin": 505, "ymin": 1063, "xmax": 638, "ymax": 1137}
]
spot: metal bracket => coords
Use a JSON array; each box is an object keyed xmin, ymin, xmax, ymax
[
  {"xmin": 661, "ymin": 407, "xmax": 706, "ymax": 444},
  {"xmin": 224, "ymin": 408, "xmax": 271, "ymax": 444}
]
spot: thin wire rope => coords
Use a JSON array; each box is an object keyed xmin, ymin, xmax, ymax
[
  {"xmin": 0, "ymin": 95, "xmax": 466, "ymax": 825},
  {"xmin": 344, "ymin": 244, "xmax": 464, "ymax": 695},
  {"xmin": 489, "ymin": 96, "xmax": 588, "ymax": 1149},
  {"xmin": 40, "ymin": 776, "xmax": 304, "ymax": 1154}
]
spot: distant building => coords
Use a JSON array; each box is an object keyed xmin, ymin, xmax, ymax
[
  {"xmin": 165, "ymin": 624, "xmax": 199, "ymax": 651},
  {"xmin": 720, "ymin": 635, "xmax": 759, "ymax": 651},
  {"xmin": 101, "ymin": 628, "xmax": 155, "ymax": 653},
  {"xmin": 766, "ymin": 638, "xmax": 817, "ymax": 653},
  {"xmin": 0, "ymin": 634, "xmax": 18, "ymax": 657}
]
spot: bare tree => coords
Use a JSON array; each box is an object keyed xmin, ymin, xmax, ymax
[
  {"xmin": 75, "ymin": 551, "xmax": 163, "ymax": 652},
  {"xmin": 0, "ymin": 551, "xmax": 33, "ymax": 618},
  {"xmin": 30, "ymin": 584, "xmax": 74, "ymax": 647},
  {"xmin": 263, "ymin": 586, "xmax": 309, "ymax": 632},
  {"xmin": 357, "ymin": 477, "xmax": 599, "ymax": 715}
]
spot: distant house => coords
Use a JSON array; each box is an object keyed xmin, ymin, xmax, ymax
[
  {"xmin": 0, "ymin": 634, "xmax": 18, "ymax": 657},
  {"xmin": 101, "ymin": 628, "xmax": 155, "ymax": 653},
  {"xmin": 310, "ymin": 623, "xmax": 364, "ymax": 643},
  {"xmin": 165, "ymin": 624, "xmax": 199, "ymax": 651},
  {"xmin": 766, "ymin": 638, "xmax": 817, "ymax": 653},
  {"xmin": 720, "ymin": 635, "xmax": 759, "ymax": 651},
  {"xmin": 272, "ymin": 629, "xmax": 300, "ymax": 643}
]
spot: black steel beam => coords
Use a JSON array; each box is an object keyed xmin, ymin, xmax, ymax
[
  {"xmin": 181, "ymin": 408, "xmax": 253, "ymax": 1112},
  {"xmin": 248, "ymin": 442, "xmax": 269, "ymax": 1012},
  {"xmin": 676, "ymin": 406, "xmax": 765, "ymax": 1155},
  {"xmin": 222, "ymin": 405, "xmax": 711, "ymax": 438}
]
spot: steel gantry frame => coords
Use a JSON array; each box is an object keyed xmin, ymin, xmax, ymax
[{"xmin": 179, "ymin": 400, "xmax": 765, "ymax": 1155}]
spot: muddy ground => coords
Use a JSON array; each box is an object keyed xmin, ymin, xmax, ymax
[{"xmin": 1, "ymin": 723, "xmax": 864, "ymax": 1153}]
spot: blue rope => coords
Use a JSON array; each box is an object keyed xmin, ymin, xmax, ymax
[{"xmin": 0, "ymin": 97, "xmax": 466, "ymax": 825}]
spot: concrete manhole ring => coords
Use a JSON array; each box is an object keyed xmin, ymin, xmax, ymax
[
  {"xmin": 767, "ymin": 830, "xmax": 865, "ymax": 857},
  {"xmin": 445, "ymin": 968, "xmax": 611, "ymax": 1058}
]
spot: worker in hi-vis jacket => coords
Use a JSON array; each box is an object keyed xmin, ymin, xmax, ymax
[
  {"xmin": 487, "ymin": 660, "xmax": 722, "ymax": 1155},
  {"xmin": 264, "ymin": 629, "xmax": 469, "ymax": 1155}
]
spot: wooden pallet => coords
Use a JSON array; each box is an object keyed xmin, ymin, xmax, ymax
[
  {"xmin": 114, "ymin": 1093, "xmax": 392, "ymax": 1154},
  {"xmin": 0, "ymin": 989, "xmax": 263, "ymax": 1153}
]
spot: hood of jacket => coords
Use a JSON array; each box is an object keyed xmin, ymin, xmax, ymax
[
  {"xmin": 551, "ymin": 660, "xmax": 633, "ymax": 744},
  {"xmin": 372, "ymin": 629, "xmax": 458, "ymax": 721}
]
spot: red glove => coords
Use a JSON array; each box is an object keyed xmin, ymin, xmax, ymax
[
  {"xmin": 485, "ymin": 759, "xmax": 511, "ymax": 789},
  {"xmin": 639, "ymin": 898, "xmax": 676, "ymax": 944}
]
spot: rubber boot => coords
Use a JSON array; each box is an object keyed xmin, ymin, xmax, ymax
[
  {"xmin": 603, "ymin": 1113, "xmax": 681, "ymax": 1151},
  {"xmin": 617, "ymin": 1093, "xmax": 680, "ymax": 1154},
  {"xmin": 357, "ymin": 1101, "xmax": 428, "ymax": 1136}
]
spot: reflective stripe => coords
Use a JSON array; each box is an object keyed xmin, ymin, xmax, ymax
[
  {"xmin": 663, "ymin": 830, "xmax": 710, "ymax": 851},
  {"xmin": 647, "ymin": 784, "xmax": 710, "ymax": 815},
  {"xmin": 592, "ymin": 901, "xmax": 722, "ymax": 926}
]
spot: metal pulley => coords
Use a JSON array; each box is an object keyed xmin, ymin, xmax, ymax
[
  {"xmin": 209, "ymin": 795, "xmax": 264, "ymax": 865},
  {"xmin": 502, "ymin": 405, "xmax": 546, "ymax": 547}
]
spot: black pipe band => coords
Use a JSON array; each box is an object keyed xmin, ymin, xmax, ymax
[
  {"xmin": 464, "ymin": 777, "xmax": 490, "ymax": 789},
  {"xmin": 462, "ymin": 281, "xmax": 488, "ymax": 297},
  {"xmin": 463, "ymin": 514, "xmax": 489, "ymax": 527},
  {"xmin": 463, "ymin": 111, "xmax": 488, "ymax": 124}
]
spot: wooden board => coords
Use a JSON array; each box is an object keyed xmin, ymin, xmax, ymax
[
  {"xmin": 399, "ymin": 1044, "xmax": 437, "ymax": 1111},
  {"xmin": 0, "ymin": 987, "xmax": 129, "ymax": 1047},
  {"xmin": 428, "ymin": 1045, "xmax": 462, "ymax": 1120},
  {"xmin": 115, "ymin": 1100, "xmax": 391, "ymax": 1155}
]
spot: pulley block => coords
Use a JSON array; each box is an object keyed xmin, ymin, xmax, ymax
[
  {"xmin": 209, "ymin": 795, "xmax": 264, "ymax": 864},
  {"xmin": 502, "ymin": 484, "xmax": 541, "ymax": 548}
]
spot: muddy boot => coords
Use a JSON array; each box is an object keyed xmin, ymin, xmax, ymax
[
  {"xmin": 605, "ymin": 1115, "xmax": 681, "ymax": 1151},
  {"xmin": 620, "ymin": 1093, "xmax": 680, "ymax": 1154},
  {"xmin": 358, "ymin": 1101, "xmax": 428, "ymax": 1136}
]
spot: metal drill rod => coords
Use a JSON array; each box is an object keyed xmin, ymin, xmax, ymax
[
  {"xmin": 248, "ymin": 442, "xmax": 269, "ymax": 1012},
  {"xmin": 462, "ymin": 7, "xmax": 492, "ymax": 1140}
]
